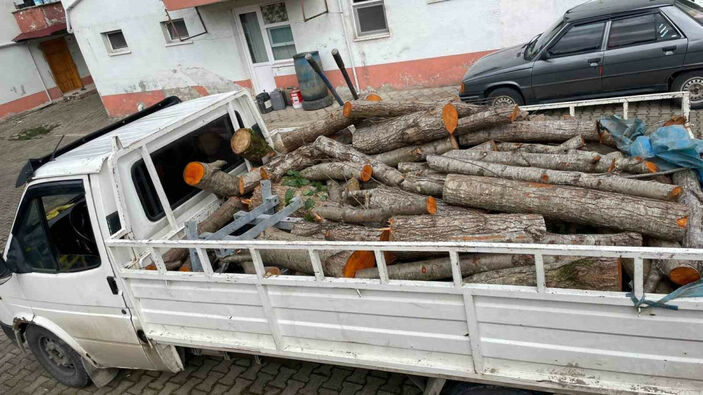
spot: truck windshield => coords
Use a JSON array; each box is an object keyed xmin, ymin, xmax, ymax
[
  {"xmin": 132, "ymin": 113, "xmax": 245, "ymax": 221},
  {"xmin": 525, "ymin": 19, "xmax": 565, "ymax": 60},
  {"xmin": 677, "ymin": 0, "xmax": 703, "ymax": 26}
]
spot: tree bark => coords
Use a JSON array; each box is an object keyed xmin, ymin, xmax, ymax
[
  {"xmin": 290, "ymin": 222, "xmax": 334, "ymax": 238},
  {"xmin": 400, "ymin": 173, "xmax": 446, "ymax": 197},
  {"xmin": 183, "ymin": 160, "xmax": 240, "ymax": 197},
  {"xmin": 257, "ymin": 228, "xmax": 336, "ymax": 274},
  {"xmin": 300, "ymin": 162, "xmax": 373, "ymax": 182},
  {"xmin": 351, "ymin": 107, "xmax": 446, "ymax": 154},
  {"xmin": 238, "ymin": 167, "xmax": 264, "ymax": 196},
  {"xmin": 673, "ymin": 170, "xmax": 703, "ymax": 253},
  {"xmin": 162, "ymin": 197, "xmax": 244, "ymax": 268},
  {"xmin": 345, "ymin": 187, "xmax": 437, "ymax": 215},
  {"xmin": 444, "ymin": 105, "xmax": 524, "ymax": 137},
  {"xmin": 372, "ymin": 138, "xmax": 454, "ymax": 167},
  {"xmin": 324, "ymin": 224, "xmax": 387, "ymax": 242},
  {"xmin": 312, "ymin": 201, "xmax": 427, "ymax": 224},
  {"xmin": 441, "ymin": 150, "xmax": 657, "ymax": 174},
  {"xmin": 443, "ymin": 175, "xmax": 689, "ymax": 241},
  {"xmin": 540, "ymin": 232, "xmax": 643, "ymax": 246},
  {"xmin": 260, "ymin": 145, "xmax": 323, "ymax": 183},
  {"xmin": 271, "ymin": 111, "xmax": 353, "ymax": 153},
  {"xmin": 230, "ymin": 128, "xmax": 275, "ymax": 164},
  {"xmin": 313, "ymin": 136, "xmax": 405, "ymax": 186},
  {"xmin": 426, "ymin": 156, "xmax": 681, "ymax": 201},
  {"xmin": 355, "ymin": 254, "xmax": 534, "ymax": 280},
  {"xmin": 250, "ymin": 182, "xmax": 327, "ymax": 216},
  {"xmin": 327, "ymin": 179, "xmax": 343, "ymax": 203},
  {"xmin": 398, "ymin": 162, "xmax": 429, "ymax": 173},
  {"xmin": 457, "ymin": 120, "xmax": 602, "ymax": 146},
  {"xmin": 344, "ymin": 100, "xmax": 482, "ymax": 120},
  {"xmin": 464, "ymin": 257, "xmax": 622, "ymax": 291},
  {"xmin": 496, "ymin": 136, "xmax": 585, "ymax": 154},
  {"xmin": 647, "ymin": 238, "xmax": 700, "ymax": 285},
  {"xmin": 389, "ymin": 213, "xmax": 546, "ymax": 243}
]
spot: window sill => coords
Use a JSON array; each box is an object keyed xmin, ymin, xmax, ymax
[
  {"xmin": 107, "ymin": 50, "xmax": 132, "ymax": 57},
  {"xmin": 272, "ymin": 59, "xmax": 295, "ymax": 67},
  {"xmin": 354, "ymin": 32, "xmax": 390, "ymax": 42},
  {"xmin": 165, "ymin": 40, "xmax": 193, "ymax": 47}
]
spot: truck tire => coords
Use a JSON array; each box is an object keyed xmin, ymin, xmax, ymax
[
  {"xmin": 25, "ymin": 325, "xmax": 90, "ymax": 388},
  {"xmin": 672, "ymin": 71, "xmax": 703, "ymax": 109},
  {"xmin": 487, "ymin": 88, "xmax": 524, "ymax": 107},
  {"xmin": 447, "ymin": 383, "xmax": 536, "ymax": 395}
]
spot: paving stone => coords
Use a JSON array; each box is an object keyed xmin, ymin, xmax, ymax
[
  {"xmin": 321, "ymin": 367, "xmax": 353, "ymax": 391},
  {"xmin": 224, "ymin": 377, "xmax": 253, "ymax": 394},
  {"xmin": 267, "ymin": 366, "xmax": 297, "ymax": 389},
  {"xmin": 218, "ymin": 365, "xmax": 247, "ymax": 386},
  {"xmin": 277, "ymin": 379, "xmax": 304, "ymax": 395}
]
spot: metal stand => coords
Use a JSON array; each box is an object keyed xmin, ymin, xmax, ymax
[{"xmin": 184, "ymin": 180, "xmax": 302, "ymax": 271}]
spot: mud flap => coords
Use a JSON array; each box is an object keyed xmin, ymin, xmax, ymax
[
  {"xmin": 151, "ymin": 343, "xmax": 184, "ymax": 373},
  {"xmin": 82, "ymin": 359, "xmax": 119, "ymax": 388}
]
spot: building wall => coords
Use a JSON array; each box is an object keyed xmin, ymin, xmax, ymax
[
  {"xmin": 0, "ymin": 1, "xmax": 93, "ymax": 119},
  {"xmin": 65, "ymin": 0, "xmax": 585, "ymax": 117}
]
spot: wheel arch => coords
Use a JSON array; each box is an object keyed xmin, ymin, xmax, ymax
[
  {"xmin": 484, "ymin": 83, "xmax": 525, "ymax": 102},
  {"xmin": 13, "ymin": 313, "xmax": 96, "ymax": 367},
  {"xmin": 669, "ymin": 68, "xmax": 703, "ymax": 89}
]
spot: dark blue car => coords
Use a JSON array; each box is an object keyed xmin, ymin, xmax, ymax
[{"xmin": 460, "ymin": 0, "xmax": 703, "ymax": 109}]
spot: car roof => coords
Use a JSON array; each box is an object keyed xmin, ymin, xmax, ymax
[
  {"xmin": 32, "ymin": 91, "xmax": 242, "ymax": 181},
  {"xmin": 564, "ymin": 0, "xmax": 676, "ymax": 22}
]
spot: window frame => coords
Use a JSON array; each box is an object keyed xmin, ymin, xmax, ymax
[
  {"xmin": 351, "ymin": 0, "xmax": 390, "ymax": 39},
  {"xmin": 546, "ymin": 20, "xmax": 607, "ymax": 58},
  {"xmin": 8, "ymin": 179, "xmax": 102, "ymax": 274},
  {"xmin": 606, "ymin": 12, "xmax": 684, "ymax": 50},
  {"xmin": 259, "ymin": 2, "xmax": 297, "ymax": 63},
  {"xmin": 102, "ymin": 29, "xmax": 130, "ymax": 55},
  {"xmin": 161, "ymin": 18, "xmax": 191, "ymax": 45}
]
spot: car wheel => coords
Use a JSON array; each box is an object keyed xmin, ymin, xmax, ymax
[
  {"xmin": 673, "ymin": 72, "xmax": 703, "ymax": 110},
  {"xmin": 487, "ymin": 88, "xmax": 524, "ymax": 107},
  {"xmin": 26, "ymin": 326, "xmax": 90, "ymax": 388}
]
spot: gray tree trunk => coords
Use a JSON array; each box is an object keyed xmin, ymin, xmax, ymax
[
  {"xmin": 300, "ymin": 162, "xmax": 374, "ymax": 182},
  {"xmin": 272, "ymin": 111, "xmax": 353, "ymax": 153},
  {"xmin": 457, "ymin": 120, "xmax": 602, "ymax": 146}
]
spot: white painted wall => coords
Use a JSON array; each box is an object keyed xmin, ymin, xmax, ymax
[{"xmin": 64, "ymin": 0, "xmax": 586, "ymax": 97}]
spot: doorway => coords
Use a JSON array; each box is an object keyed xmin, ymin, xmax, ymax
[
  {"xmin": 235, "ymin": 3, "xmax": 297, "ymax": 93},
  {"xmin": 39, "ymin": 38, "xmax": 83, "ymax": 94}
]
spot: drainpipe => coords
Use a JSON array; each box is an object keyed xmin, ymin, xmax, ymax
[
  {"xmin": 65, "ymin": 0, "xmax": 85, "ymax": 34},
  {"xmin": 27, "ymin": 43, "xmax": 53, "ymax": 102},
  {"xmin": 336, "ymin": 0, "xmax": 360, "ymax": 92}
]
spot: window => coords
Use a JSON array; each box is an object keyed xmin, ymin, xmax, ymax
[
  {"xmin": 162, "ymin": 19, "xmax": 190, "ymax": 43},
  {"xmin": 6, "ymin": 181, "xmax": 101, "ymax": 274},
  {"xmin": 548, "ymin": 22, "xmax": 605, "ymax": 57},
  {"xmin": 608, "ymin": 15, "xmax": 657, "ymax": 49},
  {"xmin": 655, "ymin": 14, "xmax": 682, "ymax": 41},
  {"xmin": 102, "ymin": 30, "xmax": 129, "ymax": 55},
  {"xmin": 677, "ymin": 0, "xmax": 703, "ymax": 26},
  {"xmin": 132, "ymin": 114, "xmax": 244, "ymax": 220},
  {"xmin": 261, "ymin": 2, "xmax": 297, "ymax": 61},
  {"xmin": 352, "ymin": 0, "xmax": 389, "ymax": 37}
]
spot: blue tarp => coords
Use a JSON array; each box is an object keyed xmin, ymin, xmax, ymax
[{"xmin": 598, "ymin": 116, "xmax": 703, "ymax": 180}]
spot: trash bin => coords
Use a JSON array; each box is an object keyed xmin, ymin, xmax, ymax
[{"xmin": 293, "ymin": 51, "xmax": 333, "ymax": 111}]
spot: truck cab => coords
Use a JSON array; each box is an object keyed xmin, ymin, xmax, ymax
[{"xmin": 0, "ymin": 91, "xmax": 265, "ymax": 387}]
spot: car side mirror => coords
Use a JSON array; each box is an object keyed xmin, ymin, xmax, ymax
[
  {"xmin": 0, "ymin": 256, "xmax": 12, "ymax": 286},
  {"xmin": 540, "ymin": 51, "xmax": 551, "ymax": 61}
]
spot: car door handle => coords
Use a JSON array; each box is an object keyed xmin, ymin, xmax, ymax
[
  {"xmin": 663, "ymin": 46, "xmax": 677, "ymax": 55},
  {"xmin": 587, "ymin": 58, "xmax": 602, "ymax": 67}
]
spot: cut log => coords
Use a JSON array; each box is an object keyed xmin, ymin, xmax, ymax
[
  {"xmin": 400, "ymin": 173, "xmax": 446, "ymax": 197},
  {"xmin": 250, "ymin": 183, "xmax": 327, "ymax": 214},
  {"xmin": 324, "ymin": 224, "xmax": 387, "ymax": 242},
  {"xmin": 344, "ymin": 100, "xmax": 483, "ymax": 120},
  {"xmin": 673, "ymin": 170, "xmax": 703, "ymax": 252},
  {"xmin": 373, "ymin": 138, "xmax": 454, "ymax": 167},
  {"xmin": 300, "ymin": 162, "xmax": 373, "ymax": 182},
  {"xmin": 184, "ymin": 160, "xmax": 240, "ymax": 197},
  {"xmin": 389, "ymin": 214, "xmax": 546, "ymax": 243},
  {"xmin": 496, "ymin": 136, "xmax": 585, "ymax": 154},
  {"xmin": 355, "ymin": 254, "xmax": 534, "ymax": 280},
  {"xmin": 260, "ymin": 145, "xmax": 323, "ymax": 184},
  {"xmin": 397, "ymin": 162, "xmax": 429, "ymax": 173},
  {"xmin": 238, "ymin": 167, "xmax": 263, "ymax": 196},
  {"xmin": 162, "ymin": 197, "xmax": 244, "ymax": 268},
  {"xmin": 441, "ymin": 150, "xmax": 657, "ymax": 174},
  {"xmin": 271, "ymin": 111, "xmax": 353, "ymax": 153},
  {"xmin": 257, "ymin": 228, "xmax": 336, "ymax": 274},
  {"xmin": 443, "ymin": 105, "xmax": 524, "ymax": 137},
  {"xmin": 312, "ymin": 201, "xmax": 427, "ymax": 224},
  {"xmin": 230, "ymin": 128, "xmax": 275, "ymax": 163},
  {"xmin": 464, "ymin": 257, "xmax": 622, "ymax": 291},
  {"xmin": 426, "ymin": 156, "xmax": 681, "ymax": 201},
  {"xmin": 327, "ymin": 179, "xmax": 343, "ymax": 203},
  {"xmin": 290, "ymin": 222, "xmax": 335, "ymax": 238},
  {"xmin": 346, "ymin": 187, "xmax": 437, "ymax": 215},
  {"xmin": 351, "ymin": 107, "xmax": 445, "ymax": 154},
  {"xmin": 443, "ymin": 175, "xmax": 689, "ymax": 241},
  {"xmin": 540, "ymin": 232, "xmax": 643, "ymax": 246},
  {"xmin": 458, "ymin": 120, "xmax": 601, "ymax": 146},
  {"xmin": 468, "ymin": 140, "xmax": 498, "ymax": 152},
  {"xmin": 313, "ymin": 136, "xmax": 405, "ymax": 186},
  {"xmin": 644, "ymin": 264, "xmax": 664, "ymax": 293},
  {"xmin": 364, "ymin": 93, "xmax": 382, "ymax": 101},
  {"xmin": 647, "ymin": 238, "xmax": 700, "ymax": 285}
]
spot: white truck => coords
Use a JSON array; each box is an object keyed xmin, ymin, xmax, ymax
[{"xmin": 1, "ymin": 90, "xmax": 702, "ymax": 394}]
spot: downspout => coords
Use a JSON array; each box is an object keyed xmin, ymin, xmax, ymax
[
  {"xmin": 27, "ymin": 43, "xmax": 53, "ymax": 102},
  {"xmin": 65, "ymin": 0, "xmax": 86, "ymax": 34},
  {"xmin": 336, "ymin": 0, "xmax": 360, "ymax": 92}
]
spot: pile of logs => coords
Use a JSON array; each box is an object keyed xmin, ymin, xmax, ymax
[{"xmin": 171, "ymin": 99, "xmax": 703, "ymax": 294}]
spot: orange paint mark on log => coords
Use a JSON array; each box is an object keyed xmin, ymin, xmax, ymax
[
  {"xmin": 677, "ymin": 217, "xmax": 689, "ymax": 228},
  {"xmin": 670, "ymin": 267, "xmax": 701, "ymax": 285},
  {"xmin": 669, "ymin": 186, "xmax": 683, "ymax": 200},
  {"xmin": 183, "ymin": 162, "xmax": 205, "ymax": 186},
  {"xmin": 421, "ymin": 266, "xmax": 427, "ymax": 274},
  {"xmin": 644, "ymin": 161, "xmax": 658, "ymax": 173},
  {"xmin": 527, "ymin": 182, "xmax": 553, "ymax": 188},
  {"xmin": 540, "ymin": 174, "xmax": 549, "ymax": 183},
  {"xmin": 442, "ymin": 103, "xmax": 459, "ymax": 134},
  {"xmin": 360, "ymin": 164, "xmax": 373, "ymax": 182}
]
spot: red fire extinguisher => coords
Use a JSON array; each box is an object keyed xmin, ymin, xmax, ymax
[{"xmin": 290, "ymin": 89, "xmax": 302, "ymax": 109}]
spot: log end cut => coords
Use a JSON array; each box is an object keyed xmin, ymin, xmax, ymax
[
  {"xmin": 442, "ymin": 103, "xmax": 459, "ymax": 134},
  {"xmin": 183, "ymin": 162, "xmax": 206, "ymax": 186},
  {"xmin": 231, "ymin": 128, "xmax": 253, "ymax": 154},
  {"xmin": 645, "ymin": 161, "xmax": 658, "ymax": 173},
  {"xmin": 343, "ymin": 101, "xmax": 353, "ymax": 118},
  {"xmin": 365, "ymin": 93, "xmax": 382, "ymax": 102},
  {"xmin": 343, "ymin": 250, "xmax": 376, "ymax": 278},
  {"xmin": 361, "ymin": 164, "xmax": 373, "ymax": 182},
  {"xmin": 427, "ymin": 196, "xmax": 437, "ymax": 215},
  {"xmin": 670, "ymin": 266, "xmax": 701, "ymax": 285},
  {"xmin": 669, "ymin": 186, "xmax": 684, "ymax": 201}
]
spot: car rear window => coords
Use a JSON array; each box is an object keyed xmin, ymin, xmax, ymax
[{"xmin": 677, "ymin": 0, "xmax": 703, "ymax": 26}]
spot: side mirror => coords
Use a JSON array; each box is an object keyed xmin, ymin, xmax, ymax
[
  {"xmin": 0, "ymin": 256, "xmax": 12, "ymax": 286},
  {"xmin": 540, "ymin": 52, "xmax": 551, "ymax": 61}
]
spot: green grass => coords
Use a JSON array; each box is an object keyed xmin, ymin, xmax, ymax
[{"xmin": 13, "ymin": 124, "xmax": 58, "ymax": 140}]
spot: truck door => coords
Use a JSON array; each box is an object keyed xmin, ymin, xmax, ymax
[
  {"xmin": 2, "ymin": 177, "xmax": 154, "ymax": 369},
  {"xmin": 602, "ymin": 13, "xmax": 687, "ymax": 93},
  {"xmin": 531, "ymin": 21, "xmax": 606, "ymax": 101}
]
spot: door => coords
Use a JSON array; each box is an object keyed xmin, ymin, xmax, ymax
[
  {"xmin": 1, "ymin": 178, "xmax": 153, "ymax": 369},
  {"xmin": 235, "ymin": 3, "xmax": 297, "ymax": 93},
  {"xmin": 39, "ymin": 38, "xmax": 83, "ymax": 94},
  {"xmin": 602, "ymin": 13, "xmax": 688, "ymax": 93},
  {"xmin": 531, "ymin": 21, "xmax": 607, "ymax": 101}
]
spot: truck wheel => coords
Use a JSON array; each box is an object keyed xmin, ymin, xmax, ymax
[
  {"xmin": 672, "ymin": 72, "xmax": 703, "ymax": 109},
  {"xmin": 447, "ymin": 383, "xmax": 536, "ymax": 395},
  {"xmin": 487, "ymin": 88, "xmax": 524, "ymax": 107},
  {"xmin": 25, "ymin": 326, "xmax": 90, "ymax": 388}
]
